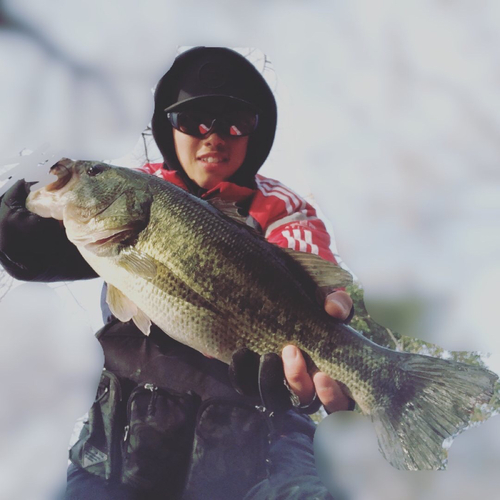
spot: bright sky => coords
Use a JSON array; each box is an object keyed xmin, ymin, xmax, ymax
[{"xmin": 1, "ymin": 1, "xmax": 500, "ymax": 498}]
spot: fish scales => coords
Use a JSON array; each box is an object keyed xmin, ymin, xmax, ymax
[
  {"xmin": 26, "ymin": 159, "xmax": 499, "ymax": 471},
  {"xmin": 116, "ymin": 178, "xmax": 377, "ymax": 393}
]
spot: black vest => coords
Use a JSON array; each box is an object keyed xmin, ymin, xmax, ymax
[{"xmin": 70, "ymin": 318, "xmax": 316, "ymax": 499}]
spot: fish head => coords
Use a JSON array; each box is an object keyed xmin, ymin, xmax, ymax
[{"xmin": 27, "ymin": 159, "xmax": 153, "ymax": 254}]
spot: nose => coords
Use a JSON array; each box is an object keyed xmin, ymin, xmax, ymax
[{"xmin": 203, "ymin": 132, "xmax": 226, "ymax": 148}]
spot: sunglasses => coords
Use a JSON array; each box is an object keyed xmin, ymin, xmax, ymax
[{"xmin": 166, "ymin": 109, "xmax": 259, "ymax": 138}]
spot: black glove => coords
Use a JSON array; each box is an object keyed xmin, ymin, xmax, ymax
[
  {"xmin": 0, "ymin": 179, "xmax": 97, "ymax": 282},
  {"xmin": 228, "ymin": 348, "xmax": 323, "ymax": 415}
]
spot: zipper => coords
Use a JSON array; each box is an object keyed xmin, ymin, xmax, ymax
[
  {"xmin": 194, "ymin": 396, "xmax": 269, "ymax": 423},
  {"xmin": 101, "ymin": 368, "xmax": 123, "ymax": 402},
  {"xmin": 93, "ymin": 369, "xmax": 125, "ymax": 481},
  {"xmin": 123, "ymin": 382, "xmax": 159, "ymax": 450},
  {"xmin": 144, "ymin": 383, "xmax": 158, "ymax": 417}
]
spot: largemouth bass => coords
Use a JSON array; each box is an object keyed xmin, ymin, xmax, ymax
[{"xmin": 26, "ymin": 159, "xmax": 498, "ymax": 471}]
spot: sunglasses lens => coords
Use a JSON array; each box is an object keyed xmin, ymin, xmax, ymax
[
  {"xmin": 223, "ymin": 111, "xmax": 258, "ymax": 136},
  {"xmin": 173, "ymin": 112, "xmax": 214, "ymax": 137},
  {"xmin": 168, "ymin": 109, "xmax": 258, "ymax": 137}
]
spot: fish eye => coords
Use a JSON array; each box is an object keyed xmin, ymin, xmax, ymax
[{"xmin": 86, "ymin": 164, "xmax": 106, "ymax": 177}]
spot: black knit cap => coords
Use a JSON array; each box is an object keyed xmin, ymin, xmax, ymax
[{"xmin": 151, "ymin": 47, "xmax": 277, "ymax": 191}]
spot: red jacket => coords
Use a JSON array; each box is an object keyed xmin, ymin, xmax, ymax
[{"xmin": 141, "ymin": 163, "xmax": 337, "ymax": 264}]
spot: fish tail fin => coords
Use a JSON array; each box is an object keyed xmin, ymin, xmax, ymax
[{"xmin": 371, "ymin": 353, "xmax": 497, "ymax": 470}]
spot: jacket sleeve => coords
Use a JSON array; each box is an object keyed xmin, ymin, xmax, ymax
[
  {"xmin": 251, "ymin": 182, "xmax": 336, "ymax": 263},
  {"xmin": 265, "ymin": 211, "xmax": 337, "ymax": 263},
  {"xmin": 0, "ymin": 180, "xmax": 98, "ymax": 282}
]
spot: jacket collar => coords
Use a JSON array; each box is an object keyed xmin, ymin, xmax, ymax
[{"xmin": 156, "ymin": 167, "xmax": 256, "ymax": 203}]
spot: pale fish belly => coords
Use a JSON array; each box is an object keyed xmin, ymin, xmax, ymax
[{"xmin": 79, "ymin": 248, "xmax": 241, "ymax": 362}]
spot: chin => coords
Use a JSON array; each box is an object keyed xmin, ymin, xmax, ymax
[{"xmin": 196, "ymin": 178, "xmax": 219, "ymax": 190}]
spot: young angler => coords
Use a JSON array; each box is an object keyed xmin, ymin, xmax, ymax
[{"xmin": 0, "ymin": 47, "xmax": 353, "ymax": 499}]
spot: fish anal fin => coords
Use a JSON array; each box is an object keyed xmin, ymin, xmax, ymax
[
  {"xmin": 118, "ymin": 247, "xmax": 157, "ymax": 279},
  {"xmin": 106, "ymin": 284, "xmax": 137, "ymax": 322},
  {"xmin": 282, "ymin": 249, "xmax": 353, "ymax": 290}
]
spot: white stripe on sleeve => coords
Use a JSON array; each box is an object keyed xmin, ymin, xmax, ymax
[
  {"xmin": 282, "ymin": 230, "xmax": 296, "ymax": 249},
  {"xmin": 258, "ymin": 179, "xmax": 303, "ymax": 211},
  {"xmin": 293, "ymin": 228, "xmax": 308, "ymax": 252},
  {"xmin": 304, "ymin": 230, "xmax": 319, "ymax": 255},
  {"xmin": 256, "ymin": 178, "xmax": 295, "ymax": 214},
  {"xmin": 264, "ymin": 213, "xmax": 319, "ymax": 238}
]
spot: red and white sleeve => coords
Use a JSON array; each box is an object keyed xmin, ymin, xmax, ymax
[{"xmin": 252, "ymin": 176, "xmax": 338, "ymax": 264}]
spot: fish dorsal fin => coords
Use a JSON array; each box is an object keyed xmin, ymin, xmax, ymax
[
  {"xmin": 106, "ymin": 284, "xmax": 152, "ymax": 336},
  {"xmin": 209, "ymin": 196, "xmax": 351, "ymax": 290},
  {"xmin": 282, "ymin": 249, "xmax": 353, "ymax": 290},
  {"xmin": 118, "ymin": 247, "xmax": 157, "ymax": 279},
  {"xmin": 207, "ymin": 197, "xmax": 247, "ymax": 224},
  {"xmin": 207, "ymin": 197, "xmax": 262, "ymax": 234}
]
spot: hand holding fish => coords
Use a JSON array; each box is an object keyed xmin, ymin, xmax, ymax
[{"xmin": 283, "ymin": 290, "xmax": 354, "ymax": 413}]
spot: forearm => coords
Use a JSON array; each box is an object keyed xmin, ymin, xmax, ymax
[{"xmin": 0, "ymin": 243, "xmax": 97, "ymax": 282}]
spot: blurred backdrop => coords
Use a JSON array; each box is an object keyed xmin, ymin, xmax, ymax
[{"xmin": 1, "ymin": 0, "xmax": 500, "ymax": 499}]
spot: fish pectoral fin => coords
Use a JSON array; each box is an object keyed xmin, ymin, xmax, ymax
[
  {"xmin": 118, "ymin": 247, "xmax": 157, "ymax": 280},
  {"xmin": 132, "ymin": 308, "xmax": 152, "ymax": 336},
  {"xmin": 282, "ymin": 249, "xmax": 353, "ymax": 289},
  {"xmin": 106, "ymin": 284, "xmax": 138, "ymax": 322},
  {"xmin": 106, "ymin": 284, "xmax": 152, "ymax": 335}
]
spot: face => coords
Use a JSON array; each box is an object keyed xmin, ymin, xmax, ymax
[{"xmin": 173, "ymin": 129, "xmax": 249, "ymax": 190}]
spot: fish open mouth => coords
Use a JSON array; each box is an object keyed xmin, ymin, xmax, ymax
[{"xmin": 46, "ymin": 159, "xmax": 74, "ymax": 192}]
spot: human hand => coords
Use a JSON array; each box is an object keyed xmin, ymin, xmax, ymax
[
  {"xmin": 228, "ymin": 291, "xmax": 355, "ymax": 414},
  {"xmin": 282, "ymin": 290, "xmax": 354, "ymax": 413}
]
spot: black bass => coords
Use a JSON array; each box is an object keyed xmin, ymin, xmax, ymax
[{"xmin": 26, "ymin": 159, "xmax": 498, "ymax": 471}]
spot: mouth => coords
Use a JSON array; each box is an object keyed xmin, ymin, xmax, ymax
[{"xmin": 197, "ymin": 154, "xmax": 229, "ymax": 165}]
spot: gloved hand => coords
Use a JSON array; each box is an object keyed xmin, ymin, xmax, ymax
[
  {"xmin": 0, "ymin": 179, "xmax": 97, "ymax": 282},
  {"xmin": 229, "ymin": 348, "xmax": 299, "ymax": 413},
  {"xmin": 229, "ymin": 347, "xmax": 354, "ymax": 415}
]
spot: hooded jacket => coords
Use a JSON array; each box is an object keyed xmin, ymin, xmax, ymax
[{"xmin": 151, "ymin": 47, "xmax": 278, "ymax": 192}]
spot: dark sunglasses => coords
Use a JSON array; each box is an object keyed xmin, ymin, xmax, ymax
[{"xmin": 166, "ymin": 109, "xmax": 259, "ymax": 138}]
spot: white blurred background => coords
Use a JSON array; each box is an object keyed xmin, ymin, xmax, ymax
[{"xmin": 1, "ymin": 0, "xmax": 500, "ymax": 498}]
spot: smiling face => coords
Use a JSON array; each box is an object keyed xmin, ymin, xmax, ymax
[{"xmin": 172, "ymin": 128, "xmax": 249, "ymax": 190}]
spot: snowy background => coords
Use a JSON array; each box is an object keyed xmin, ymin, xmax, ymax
[{"xmin": 1, "ymin": 0, "xmax": 500, "ymax": 499}]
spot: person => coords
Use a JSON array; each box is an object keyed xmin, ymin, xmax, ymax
[{"xmin": 0, "ymin": 47, "xmax": 353, "ymax": 499}]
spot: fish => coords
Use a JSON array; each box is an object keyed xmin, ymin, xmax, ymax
[{"xmin": 26, "ymin": 158, "xmax": 498, "ymax": 471}]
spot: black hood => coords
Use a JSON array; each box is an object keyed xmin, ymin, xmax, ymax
[{"xmin": 151, "ymin": 47, "xmax": 277, "ymax": 192}]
